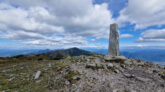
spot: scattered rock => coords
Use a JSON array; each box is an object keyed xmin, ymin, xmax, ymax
[
  {"xmin": 2, "ymin": 70, "xmax": 7, "ymax": 73},
  {"xmin": 81, "ymin": 55, "xmax": 86, "ymax": 60},
  {"xmin": 117, "ymin": 66, "xmax": 124, "ymax": 72},
  {"xmin": 86, "ymin": 63, "xmax": 103, "ymax": 70},
  {"xmin": 65, "ymin": 80, "xmax": 70, "ymax": 85},
  {"xmin": 136, "ymin": 77, "xmax": 150, "ymax": 82},
  {"xmin": 124, "ymin": 73, "xmax": 135, "ymax": 78},
  {"xmin": 36, "ymin": 80, "xmax": 41, "ymax": 83},
  {"xmin": 73, "ymin": 76, "xmax": 80, "ymax": 80},
  {"xmin": 20, "ymin": 67, "xmax": 24, "ymax": 69},
  {"xmin": 104, "ymin": 56, "xmax": 127, "ymax": 62},
  {"xmin": 8, "ymin": 77, "xmax": 15, "ymax": 81},
  {"xmin": 86, "ymin": 63, "xmax": 96, "ymax": 68},
  {"xmin": 159, "ymin": 73, "xmax": 165, "ymax": 80},
  {"xmin": 160, "ymin": 84, "xmax": 165, "ymax": 87},
  {"xmin": 102, "ymin": 64, "xmax": 108, "ymax": 70},
  {"xmin": 136, "ymin": 62, "xmax": 145, "ymax": 66},
  {"xmin": 124, "ymin": 59, "xmax": 132, "ymax": 65},
  {"xmin": 48, "ymin": 63, "xmax": 52, "ymax": 67},
  {"xmin": 129, "ymin": 90, "xmax": 136, "ymax": 92},
  {"xmin": 104, "ymin": 56, "xmax": 113, "ymax": 61},
  {"xmin": 43, "ymin": 67, "xmax": 48, "ymax": 71},
  {"xmin": 94, "ymin": 58, "xmax": 101, "ymax": 64},
  {"xmin": 34, "ymin": 71, "xmax": 41, "ymax": 80},
  {"xmin": 120, "ymin": 64, "xmax": 126, "ymax": 68},
  {"xmin": 114, "ymin": 56, "xmax": 127, "ymax": 60},
  {"xmin": 107, "ymin": 63, "xmax": 114, "ymax": 68},
  {"xmin": 153, "ymin": 69, "xmax": 160, "ymax": 73},
  {"xmin": 113, "ymin": 89, "xmax": 119, "ymax": 92},
  {"xmin": 86, "ymin": 58, "xmax": 90, "ymax": 62},
  {"xmin": 9, "ymin": 74, "xmax": 14, "ymax": 77},
  {"xmin": 114, "ymin": 69, "xmax": 119, "ymax": 73}
]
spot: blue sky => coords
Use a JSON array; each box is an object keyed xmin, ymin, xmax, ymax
[{"xmin": 0, "ymin": 0, "xmax": 165, "ymax": 49}]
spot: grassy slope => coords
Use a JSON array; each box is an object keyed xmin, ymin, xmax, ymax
[{"xmin": 0, "ymin": 57, "xmax": 79, "ymax": 92}]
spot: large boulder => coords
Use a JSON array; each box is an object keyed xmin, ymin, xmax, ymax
[{"xmin": 104, "ymin": 56, "xmax": 127, "ymax": 61}]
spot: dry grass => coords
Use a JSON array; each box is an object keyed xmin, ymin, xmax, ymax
[{"xmin": 0, "ymin": 57, "xmax": 78, "ymax": 92}]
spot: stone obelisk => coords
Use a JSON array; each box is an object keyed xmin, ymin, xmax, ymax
[{"xmin": 108, "ymin": 23, "xmax": 120, "ymax": 56}]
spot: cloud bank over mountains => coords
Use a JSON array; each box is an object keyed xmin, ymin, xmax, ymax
[
  {"xmin": 0, "ymin": 0, "xmax": 115, "ymax": 48},
  {"xmin": 0, "ymin": 0, "xmax": 165, "ymax": 48},
  {"xmin": 136, "ymin": 29, "xmax": 165, "ymax": 42}
]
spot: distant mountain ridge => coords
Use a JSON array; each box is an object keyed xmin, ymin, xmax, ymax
[
  {"xmin": 0, "ymin": 49, "xmax": 52, "ymax": 57},
  {"xmin": 85, "ymin": 48, "xmax": 165, "ymax": 63},
  {"xmin": 1, "ymin": 48, "xmax": 165, "ymax": 64},
  {"xmin": 10, "ymin": 47, "xmax": 97, "ymax": 60},
  {"xmin": 40, "ymin": 47, "xmax": 96, "ymax": 59},
  {"xmin": 121, "ymin": 50, "xmax": 165, "ymax": 62}
]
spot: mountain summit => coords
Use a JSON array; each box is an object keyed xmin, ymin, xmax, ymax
[
  {"xmin": 0, "ymin": 54, "xmax": 165, "ymax": 92},
  {"xmin": 40, "ymin": 47, "xmax": 96, "ymax": 59}
]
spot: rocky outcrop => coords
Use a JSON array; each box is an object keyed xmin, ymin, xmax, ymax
[
  {"xmin": 67, "ymin": 55, "xmax": 165, "ymax": 92},
  {"xmin": 34, "ymin": 71, "xmax": 41, "ymax": 80}
]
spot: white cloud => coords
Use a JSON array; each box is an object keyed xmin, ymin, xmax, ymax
[
  {"xmin": 117, "ymin": 0, "xmax": 165, "ymax": 29},
  {"xmin": 120, "ymin": 34, "xmax": 133, "ymax": 38},
  {"xmin": 1, "ymin": 31, "xmax": 45, "ymax": 40},
  {"xmin": 0, "ymin": 0, "xmax": 114, "ymax": 48},
  {"xmin": 136, "ymin": 29, "xmax": 165, "ymax": 42},
  {"xmin": 0, "ymin": 4, "xmax": 64, "ymax": 34},
  {"xmin": 4, "ymin": 0, "xmax": 93, "ymax": 16}
]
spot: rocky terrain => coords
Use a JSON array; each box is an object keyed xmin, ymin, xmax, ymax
[{"xmin": 0, "ymin": 54, "xmax": 165, "ymax": 92}]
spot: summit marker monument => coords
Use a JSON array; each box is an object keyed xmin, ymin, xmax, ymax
[{"xmin": 108, "ymin": 23, "xmax": 120, "ymax": 56}]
